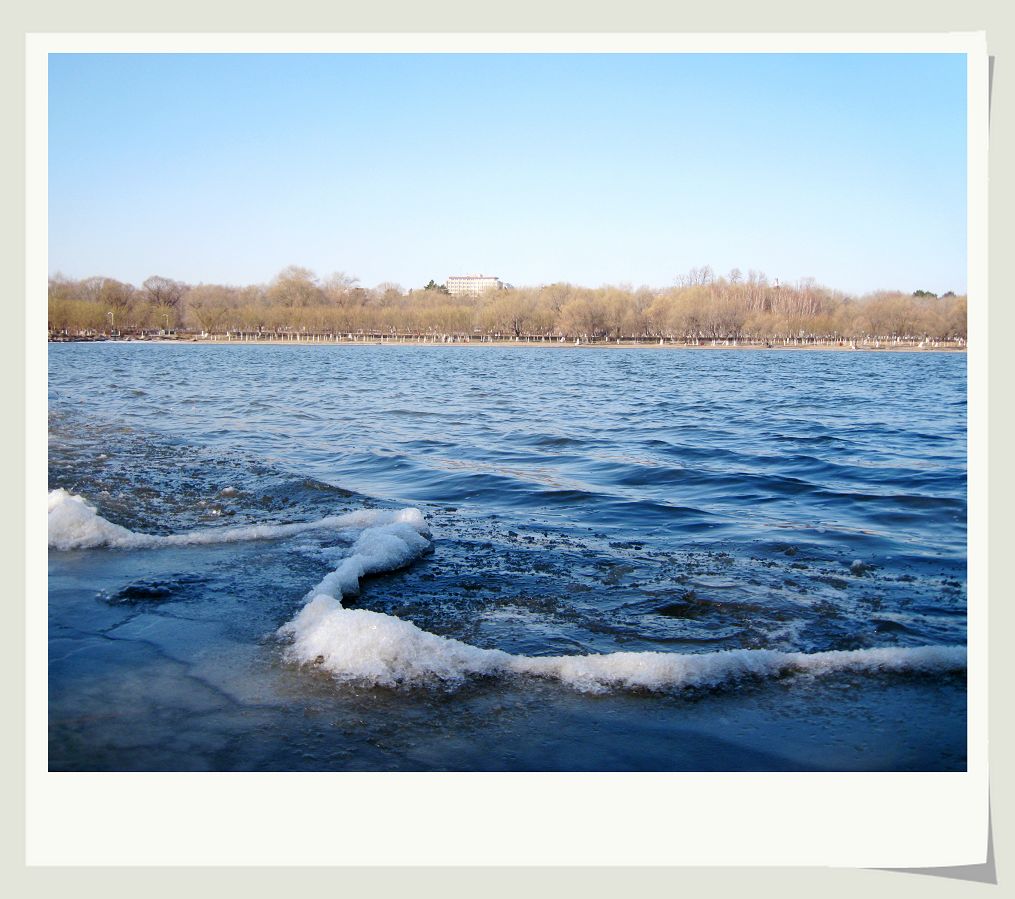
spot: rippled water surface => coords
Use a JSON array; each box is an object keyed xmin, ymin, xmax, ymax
[{"xmin": 47, "ymin": 343, "xmax": 968, "ymax": 771}]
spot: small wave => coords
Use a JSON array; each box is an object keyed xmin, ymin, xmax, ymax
[
  {"xmin": 298, "ymin": 516, "xmax": 433, "ymax": 603},
  {"xmin": 47, "ymin": 488, "xmax": 429, "ymax": 550},
  {"xmin": 255, "ymin": 491, "xmax": 967, "ymax": 695},
  {"xmin": 50, "ymin": 491, "xmax": 964, "ymax": 699},
  {"xmin": 279, "ymin": 599, "xmax": 965, "ymax": 694},
  {"xmin": 771, "ymin": 434, "xmax": 843, "ymax": 445}
]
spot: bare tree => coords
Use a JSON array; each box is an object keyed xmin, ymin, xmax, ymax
[
  {"xmin": 268, "ymin": 266, "xmax": 324, "ymax": 308},
  {"xmin": 143, "ymin": 275, "xmax": 188, "ymax": 309},
  {"xmin": 98, "ymin": 278, "xmax": 136, "ymax": 311},
  {"xmin": 44, "ymin": 266, "xmax": 968, "ymax": 344}
]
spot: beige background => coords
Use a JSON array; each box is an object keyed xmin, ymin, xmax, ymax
[{"xmin": 4, "ymin": 0, "xmax": 1011, "ymax": 893}]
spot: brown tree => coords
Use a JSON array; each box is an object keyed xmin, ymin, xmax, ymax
[{"xmin": 143, "ymin": 275, "xmax": 188, "ymax": 309}]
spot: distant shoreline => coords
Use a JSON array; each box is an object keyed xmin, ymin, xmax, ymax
[{"xmin": 49, "ymin": 336, "xmax": 967, "ymax": 353}]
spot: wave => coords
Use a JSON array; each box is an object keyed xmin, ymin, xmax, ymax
[
  {"xmin": 279, "ymin": 599, "xmax": 966, "ymax": 694},
  {"xmin": 47, "ymin": 488, "xmax": 430, "ymax": 550},
  {"xmin": 49, "ymin": 490, "xmax": 964, "ymax": 698},
  {"xmin": 275, "ymin": 499, "xmax": 965, "ymax": 694},
  {"xmin": 299, "ymin": 514, "xmax": 432, "ymax": 602}
]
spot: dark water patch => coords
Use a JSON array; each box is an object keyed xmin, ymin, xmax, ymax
[
  {"xmin": 101, "ymin": 574, "xmax": 209, "ymax": 606},
  {"xmin": 873, "ymin": 618, "xmax": 919, "ymax": 635},
  {"xmin": 811, "ymin": 575, "xmax": 850, "ymax": 590},
  {"xmin": 770, "ymin": 433, "xmax": 845, "ymax": 446}
]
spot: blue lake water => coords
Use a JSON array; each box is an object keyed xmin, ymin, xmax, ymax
[{"xmin": 47, "ymin": 343, "xmax": 967, "ymax": 771}]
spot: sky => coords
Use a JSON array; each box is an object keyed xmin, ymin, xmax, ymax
[{"xmin": 48, "ymin": 53, "xmax": 967, "ymax": 295}]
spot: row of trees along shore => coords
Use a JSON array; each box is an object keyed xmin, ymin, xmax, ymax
[{"xmin": 48, "ymin": 265, "xmax": 967, "ymax": 346}]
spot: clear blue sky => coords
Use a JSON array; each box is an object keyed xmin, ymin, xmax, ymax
[{"xmin": 48, "ymin": 53, "xmax": 967, "ymax": 295}]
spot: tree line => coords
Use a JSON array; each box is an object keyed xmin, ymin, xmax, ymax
[{"xmin": 48, "ymin": 265, "xmax": 967, "ymax": 343}]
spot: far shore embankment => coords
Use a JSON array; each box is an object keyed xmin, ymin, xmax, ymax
[{"xmin": 49, "ymin": 334, "xmax": 968, "ymax": 353}]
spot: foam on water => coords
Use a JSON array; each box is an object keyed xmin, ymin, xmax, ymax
[
  {"xmin": 47, "ymin": 488, "xmax": 430, "ymax": 550},
  {"xmin": 512, "ymin": 643, "xmax": 967, "ymax": 694},
  {"xmin": 48, "ymin": 489, "xmax": 139, "ymax": 550},
  {"xmin": 266, "ymin": 490, "xmax": 965, "ymax": 695},
  {"xmin": 50, "ymin": 490, "xmax": 965, "ymax": 698},
  {"xmin": 302, "ymin": 520, "xmax": 433, "ymax": 602},
  {"xmin": 279, "ymin": 600, "xmax": 966, "ymax": 694},
  {"xmin": 279, "ymin": 600, "xmax": 513, "ymax": 688}
]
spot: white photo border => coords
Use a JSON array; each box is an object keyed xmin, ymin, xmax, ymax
[{"xmin": 26, "ymin": 31, "xmax": 989, "ymax": 868}]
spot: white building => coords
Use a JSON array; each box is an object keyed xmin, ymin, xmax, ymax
[{"xmin": 446, "ymin": 274, "xmax": 503, "ymax": 297}]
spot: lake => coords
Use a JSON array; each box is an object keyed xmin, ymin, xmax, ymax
[{"xmin": 47, "ymin": 343, "xmax": 967, "ymax": 771}]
